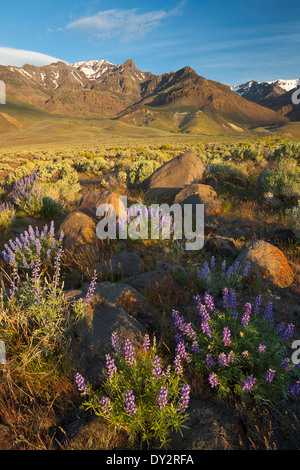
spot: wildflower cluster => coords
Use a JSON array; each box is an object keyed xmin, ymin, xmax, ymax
[
  {"xmin": 115, "ymin": 205, "xmax": 175, "ymax": 242},
  {"xmin": 12, "ymin": 172, "xmax": 45, "ymax": 216},
  {"xmin": 1, "ymin": 221, "xmax": 64, "ymax": 279},
  {"xmin": 76, "ymin": 334, "xmax": 190, "ymax": 448},
  {"xmin": 0, "ymin": 240, "xmax": 89, "ymax": 360},
  {"xmin": 197, "ymin": 256, "xmax": 252, "ymax": 297},
  {"xmin": 171, "ymin": 289, "xmax": 299, "ymax": 403},
  {"xmin": 0, "ymin": 202, "xmax": 16, "ymax": 231}
]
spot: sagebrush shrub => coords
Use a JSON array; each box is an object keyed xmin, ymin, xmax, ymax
[{"xmin": 0, "ymin": 202, "xmax": 16, "ymax": 231}]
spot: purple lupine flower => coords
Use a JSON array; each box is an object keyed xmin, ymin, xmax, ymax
[
  {"xmin": 257, "ymin": 343, "xmax": 266, "ymax": 354},
  {"xmin": 163, "ymin": 366, "xmax": 171, "ymax": 380},
  {"xmin": 233, "ymin": 261, "xmax": 240, "ymax": 273},
  {"xmin": 197, "ymin": 302, "xmax": 211, "ymax": 322},
  {"xmin": 280, "ymin": 359, "xmax": 290, "ymax": 370},
  {"xmin": 227, "ymin": 351, "xmax": 236, "ymax": 363},
  {"xmin": 53, "ymin": 246, "xmax": 64, "ymax": 289},
  {"xmin": 157, "ymin": 386, "xmax": 168, "ymax": 410},
  {"xmin": 191, "ymin": 341, "xmax": 200, "ymax": 354},
  {"xmin": 111, "ymin": 332, "xmax": 122, "ymax": 356},
  {"xmin": 208, "ymin": 372, "xmax": 218, "ymax": 388},
  {"xmin": 31, "ymin": 256, "xmax": 42, "ymax": 303},
  {"xmin": 175, "ymin": 341, "xmax": 189, "ymax": 361},
  {"xmin": 105, "ymin": 354, "xmax": 117, "ymax": 378},
  {"xmin": 241, "ymin": 375, "xmax": 257, "ymax": 391},
  {"xmin": 178, "ymin": 384, "xmax": 190, "ymax": 412},
  {"xmin": 174, "ymin": 355, "xmax": 183, "ymax": 376},
  {"xmin": 197, "ymin": 261, "xmax": 210, "ymax": 279},
  {"xmin": 201, "ymin": 320, "xmax": 212, "ymax": 338},
  {"xmin": 204, "ymin": 292, "xmax": 215, "ymax": 312},
  {"xmin": 171, "ymin": 310, "xmax": 197, "ymax": 341},
  {"xmin": 58, "ymin": 230, "xmax": 64, "ymax": 243},
  {"xmin": 218, "ymin": 352, "xmax": 228, "ymax": 368},
  {"xmin": 264, "ymin": 369, "xmax": 276, "ymax": 384},
  {"xmin": 241, "ymin": 303, "xmax": 252, "ymax": 327},
  {"xmin": 175, "ymin": 333, "xmax": 184, "ymax": 344},
  {"xmin": 84, "ymin": 271, "xmax": 97, "ymax": 307},
  {"xmin": 124, "ymin": 339, "xmax": 135, "ymax": 366},
  {"xmin": 125, "ymin": 390, "xmax": 137, "ymax": 415},
  {"xmin": 205, "ymin": 353, "xmax": 214, "ymax": 368},
  {"xmin": 286, "ymin": 381, "xmax": 300, "ymax": 396},
  {"xmin": 253, "ymin": 296, "xmax": 263, "ymax": 315},
  {"xmin": 228, "ymin": 289, "xmax": 238, "ymax": 318},
  {"xmin": 222, "ymin": 288, "xmax": 229, "ymax": 309},
  {"xmin": 280, "ymin": 324, "xmax": 295, "ymax": 341},
  {"xmin": 99, "ymin": 396, "xmax": 111, "ymax": 414},
  {"xmin": 226, "ymin": 265, "xmax": 233, "ymax": 278},
  {"xmin": 222, "ymin": 327, "xmax": 231, "ymax": 347},
  {"xmin": 152, "ymin": 356, "xmax": 162, "ymax": 379},
  {"xmin": 263, "ymin": 303, "xmax": 274, "ymax": 323},
  {"xmin": 142, "ymin": 334, "xmax": 150, "ymax": 351},
  {"xmin": 242, "ymin": 350, "xmax": 250, "ymax": 359},
  {"xmin": 75, "ymin": 372, "xmax": 88, "ymax": 395},
  {"xmin": 210, "ymin": 256, "xmax": 215, "ymax": 268},
  {"xmin": 242, "ymin": 261, "xmax": 251, "ymax": 277}
]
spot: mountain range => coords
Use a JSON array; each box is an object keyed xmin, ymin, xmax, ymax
[
  {"xmin": 232, "ymin": 79, "xmax": 300, "ymax": 121},
  {"xmin": 0, "ymin": 58, "xmax": 299, "ymax": 142}
]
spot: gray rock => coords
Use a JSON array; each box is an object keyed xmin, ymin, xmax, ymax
[{"xmin": 68, "ymin": 282, "xmax": 150, "ymax": 385}]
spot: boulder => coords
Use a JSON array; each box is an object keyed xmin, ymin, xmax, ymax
[
  {"xmin": 174, "ymin": 183, "xmax": 223, "ymax": 216},
  {"xmin": 57, "ymin": 211, "xmax": 100, "ymax": 266},
  {"xmin": 78, "ymin": 190, "xmax": 127, "ymax": 221},
  {"xmin": 67, "ymin": 282, "xmax": 150, "ymax": 384},
  {"xmin": 142, "ymin": 152, "xmax": 206, "ymax": 200},
  {"xmin": 234, "ymin": 240, "xmax": 294, "ymax": 288}
]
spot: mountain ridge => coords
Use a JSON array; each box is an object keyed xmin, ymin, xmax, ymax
[
  {"xmin": 0, "ymin": 59, "xmax": 291, "ymax": 136},
  {"xmin": 232, "ymin": 78, "xmax": 300, "ymax": 121}
]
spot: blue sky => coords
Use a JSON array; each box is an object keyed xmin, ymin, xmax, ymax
[{"xmin": 0, "ymin": 0, "xmax": 299, "ymax": 85}]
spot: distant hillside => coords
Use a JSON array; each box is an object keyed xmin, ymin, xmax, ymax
[{"xmin": 0, "ymin": 59, "xmax": 292, "ymax": 138}]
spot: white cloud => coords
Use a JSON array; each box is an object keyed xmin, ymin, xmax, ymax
[
  {"xmin": 0, "ymin": 47, "xmax": 65, "ymax": 67},
  {"xmin": 66, "ymin": 3, "xmax": 185, "ymax": 41}
]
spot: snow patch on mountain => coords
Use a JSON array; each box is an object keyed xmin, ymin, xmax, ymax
[
  {"xmin": 72, "ymin": 60, "xmax": 116, "ymax": 80},
  {"xmin": 232, "ymin": 78, "xmax": 300, "ymax": 95}
]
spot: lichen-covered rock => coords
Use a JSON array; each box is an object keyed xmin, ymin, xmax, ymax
[{"xmin": 234, "ymin": 240, "xmax": 294, "ymax": 288}]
